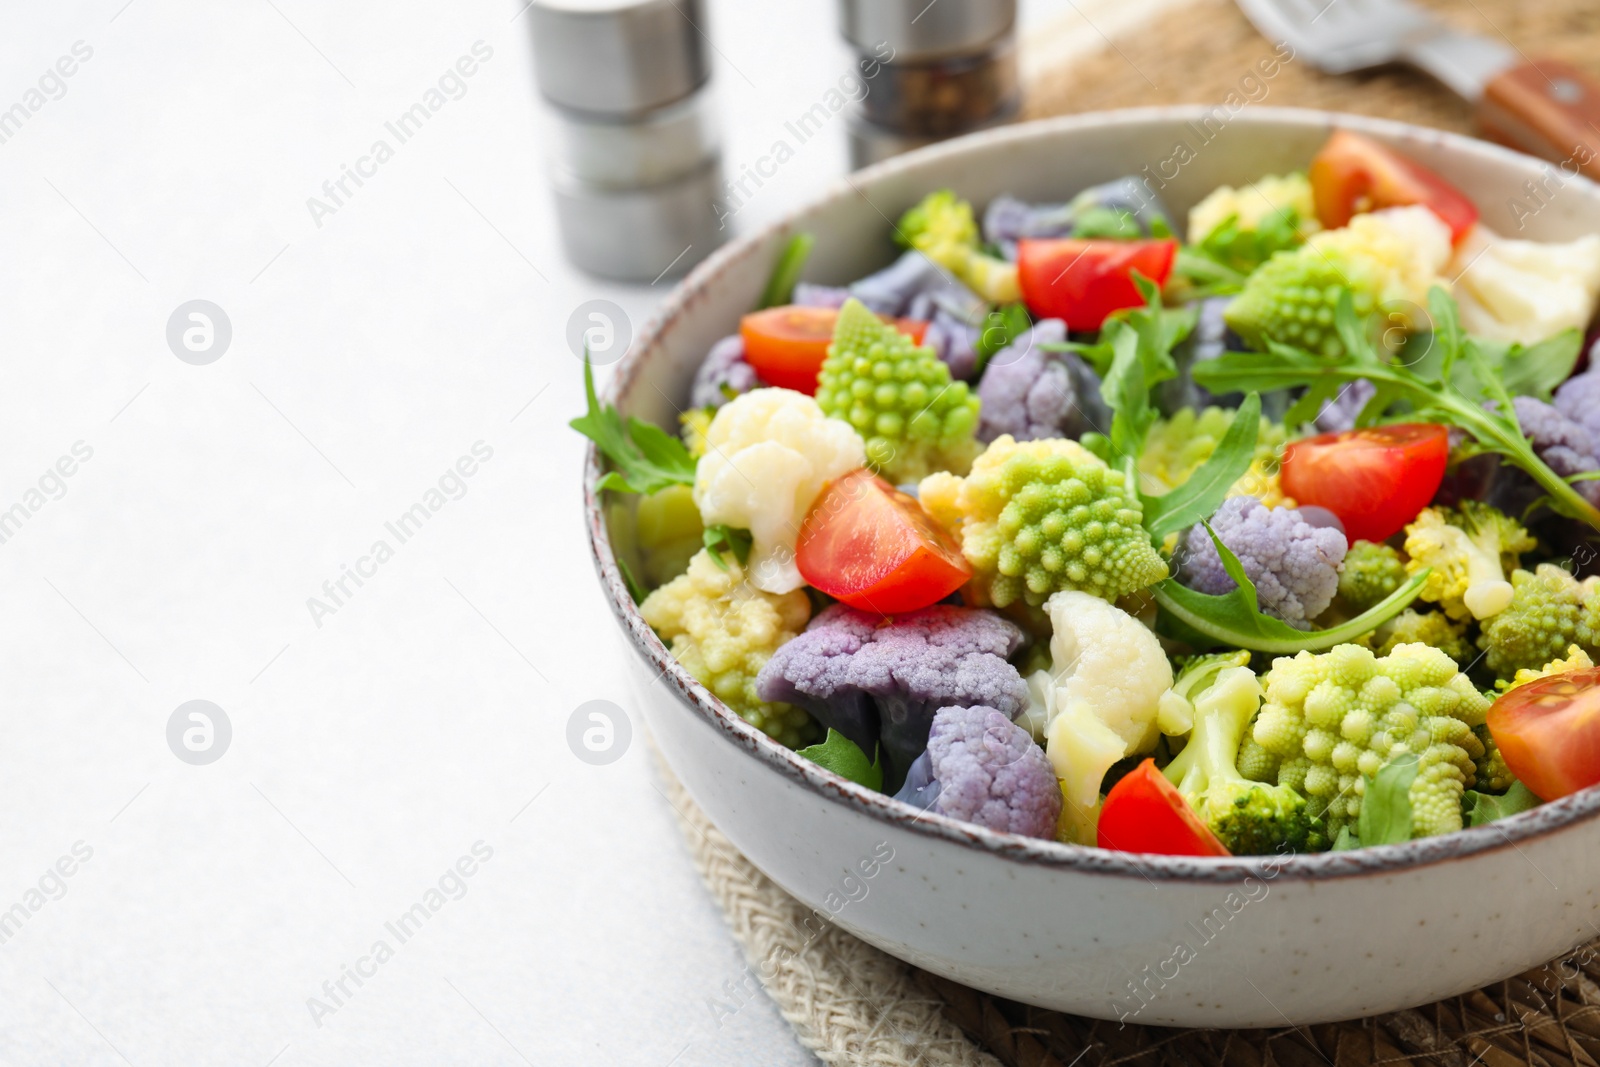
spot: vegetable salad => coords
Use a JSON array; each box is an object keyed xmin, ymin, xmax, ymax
[{"xmin": 578, "ymin": 129, "xmax": 1600, "ymax": 858}]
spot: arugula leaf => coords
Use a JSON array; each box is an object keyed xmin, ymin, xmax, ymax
[
  {"xmin": 1189, "ymin": 207, "xmax": 1304, "ymax": 275},
  {"xmin": 797, "ymin": 729, "xmax": 883, "ymax": 791},
  {"xmin": 1151, "ymin": 525, "xmax": 1430, "ymax": 653},
  {"xmin": 1463, "ymin": 780, "xmax": 1542, "ymax": 826},
  {"xmin": 1142, "ymin": 392, "xmax": 1261, "ymax": 540},
  {"xmin": 1193, "ymin": 287, "xmax": 1600, "ymax": 532},
  {"xmin": 972, "ymin": 303, "xmax": 1032, "ymax": 373},
  {"xmin": 1357, "ymin": 751, "xmax": 1418, "ymax": 847},
  {"xmin": 702, "ymin": 524, "xmax": 753, "ymax": 571},
  {"xmin": 757, "ymin": 233, "xmax": 815, "ymax": 309},
  {"xmin": 1170, "ymin": 248, "xmax": 1247, "ymax": 299},
  {"xmin": 1071, "ymin": 206, "xmax": 1142, "ymax": 239},
  {"xmin": 1410, "ymin": 329, "xmax": 1585, "ymax": 403},
  {"xmin": 1332, "ymin": 826, "xmax": 1360, "ymax": 851},
  {"xmin": 1097, "ymin": 275, "xmax": 1190, "ymax": 460},
  {"xmin": 570, "ymin": 356, "xmax": 697, "ymax": 495}
]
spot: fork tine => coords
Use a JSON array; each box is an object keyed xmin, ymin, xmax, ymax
[{"xmin": 1234, "ymin": 0, "xmax": 1310, "ymax": 48}]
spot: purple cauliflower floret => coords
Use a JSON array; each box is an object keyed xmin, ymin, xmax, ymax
[
  {"xmin": 975, "ymin": 319, "xmax": 1108, "ymax": 442},
  {"xmin": 891, "ymin": 706, "xmax": 1061, "ymax": 838},
  {"xmin": 1180, "ymin": 496, "xmax": 1348, "ymax": 628},
  {"xmin": 756, "ymin": 604, "xmax": 1029, "ymax": 790},
  {"xmin": 1554, "ymin": 362, "xmax": 1600, "ymax": 443},
  {"xmin": 1159, "ymin": 296, "xmax": 1243, "ymax": 414},
  {"xmin": 689, "ymin": 335, "xmax": 760, "ymax": 410},
  {"xmin": 847, "ymin": 250, "xmax": 984, "ymax": 320},
  {"xmin": 922, "ymin": 306, "xmax": 984, "ymax": 381},
  {"xmin": 1513, "ymin": 394, "xmax": 1600, "ymax": 507},
  {"xmin": 1314, "ymin": 379, "xmax": 1377, "ymax": 435},
  {"xmin": 793, "ymin": 282, "xmax": 849, "ymax": 309},
  {"xmin": 982, "ymin": 177, "xmax": 1171, "ymax": 259}
]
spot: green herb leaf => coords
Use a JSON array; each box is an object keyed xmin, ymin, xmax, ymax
[
  {"xmin": 615, "ymin": 556, "xmax": 648, "ymax": 605},
  {"xmin": 1097, "ymin": 275, "xmax": 1190, "ymax": 460},
  {"xmin": 1151, "ymin": 526, "xmax": 1430, "ymax": 653},
  {"xmin": 797, "ymin": 729, "xmax": 883, "ymax": 791},
  {"xmin": 570, "ymin": 356, "xmax": 697, "ymax": 495},
  {"xmin": 1071, "ymin": 206, "xmax": 1142, "ymax": 239},
  {"xmin": 757, "ymin": 233, "xmax": 816, "ymax": 309},
  {"xmin": 1189, "ymin": 207, "xmax": 1304, "ymax": 276},
  {"xmin": 1332, "ymin": 826, "xmax": 1360, "ymax": 851},
  {"xmin": 1142, "ymin": 392, "xmax": 1261, "ymax": 540},
  {"xmin": 702, "ymin": 524, "xmax": 753, "ymax": 571},
  {"xmin": 1463, "ymin": 780, "xmax": 1543, "ymax": 826},
  {"xmin": 973, "ymin": 303, "xmax": 1033, "ymax": 374},
  {"xmin": 1358, "ymin": 751, "xmax": 1419, "ymax": 847}
]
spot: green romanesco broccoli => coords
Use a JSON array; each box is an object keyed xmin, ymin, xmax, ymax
[
  {"xmin": 1252, "ymin": 643, "xmax": 1491, "ymax": 840},
  {"xmin": 895, "ymin": 190, "xmax": 1020, "ymax": 303},
  {"xmin": 1477, "ymin": 565, "xmax": 1600, "ymax": 679},
  {"xmin": 1366, "ymin": 608, "xmax": 1474, "ymax": 666},
  {"xmin": 1224, "ymin": 206, "xmax": 1452, "ymax": 357},
  {"xmin": 920, "ymin": 436, "xmax": 1169, "ymax": 609},
  {"xmin": 1163, "ymin": 664, "xmax": 1330, "ymax": 854},
  {"xmin": 1472, "ymin": 726, "xmax": 1515, "ymax": 794},
  {"xmin": 816, "ymin": 298, "xmax": 981, "ymax": 483},
  {"xmin": 1138, "ymin": 406, "xmax": 1291, "ymax": 508},
  {"xmin": 640, "ymin": 548, "xmax": 817, "ymax": 747},
  {"xmin": 1403, "ymin": 501, "xmax": 1536, "ymax": 622},
  {"xmin": 1338, "ymin": 540, "xmax": 1408, "ymax": 613}
]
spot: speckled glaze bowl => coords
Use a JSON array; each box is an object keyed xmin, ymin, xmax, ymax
[{"xmin": 584, "ymin": 107, "xmax": 1600, "ymax": 1027}]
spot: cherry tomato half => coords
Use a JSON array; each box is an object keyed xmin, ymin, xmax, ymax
[
  {"xmin": 1309, "ymin": 130, "xmax": 1479, "ymax": 246},
  {"xmin": 740, "ymin": 306, "xmax": 929, "ymax": 394},
  {"xmin": 1097, "ymin": 759, "xmax": 1231, "ymax": 857},
  {"xmin": 796, "ymin": 468, "xmax": 971, "ymax": 614},
  {"xmin": 1487, "ymin": 667, "xmax": 1600, "ymax": 801},
  {"xmin": 1279, "ymin": 423, "xmax": 1449, "ymax": 544},
  {"xmin": 1016, "ymin": 238, "xmax": 1178, "ymax": 331}
]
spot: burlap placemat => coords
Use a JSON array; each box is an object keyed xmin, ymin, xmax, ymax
[{"xmin": 660, "ymin": 5, "xmax": 1600, "ymax": 1064}]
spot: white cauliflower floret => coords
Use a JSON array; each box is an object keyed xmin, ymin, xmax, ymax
[
  {"xmin": 1187, "ymin": 171, "xmax": 1319, "ymax": 244},
  {"xmin": 1036, "ymin": 591, "xmax": 1173, "ymax": 843},
  {"xmin": 693, "ymin": 388, "xmax": 865, "ymax": 594},
  {"xmin": 1450, "ymin": 227, "xmax": 1600, "ymax": 344}
]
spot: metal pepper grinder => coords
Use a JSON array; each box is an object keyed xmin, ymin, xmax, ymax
[
  {"xmin": 529, "ymin": 0, "xmax": 727, "ymax": 282},
  {"xmin": 839, "ymin": 0, "xmax": 1020, "ymax": 168}
]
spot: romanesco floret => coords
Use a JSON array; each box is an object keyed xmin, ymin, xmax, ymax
[
  {"xmin": 641, "ymin": 548, "xmax": 815, "ymax": 747},
  {"xmin": 1338, "ymin": 540, "xmax": 1407, "ymax": 613},
  {"xmin": 1187, "ymin": 172, "xmax": 1319, "ymax": 246},
  {"xmin": 1472, "ymin": 726, "xmax": 1515, "ymax": 794},
  {"xmin": 1251, "ymin": 643, "xmax": 1491, "ymax": 839},
  {"xmin": 1138, "ymin": 406, "xmax": 1291, "ymax": 507},
  {"xmin": 694, "ymin": 387, "xmax": 866, "ymax": 594},
  {"xmin": 919, "ymin": 436, "xmax": 1168, "ymax": 608},
  {"xmin": 1163, "ymin": 665, "xmax": 1330, "ymax": 854},
  {"xmin": 895, "ymin": 190, "xmax": 1020, "ymax": 303},
  {"xmin": 815, "ymin": 298, "xmax": 981, "ymax": 483},
  {"xmin": 1368, "ymin": 608, "xmax": 1473, "ymax": 666},
  {"xmin": 1477, "ymin": 565, "xmax": 1600, "ymax": 679},
  {"xmin": 1225, "ymin": 206, "xmax": 1452, "ymax": 356},
  {"xmin": 1403, "ymin": 501, "xmax": 1535, "ymax": 621}
]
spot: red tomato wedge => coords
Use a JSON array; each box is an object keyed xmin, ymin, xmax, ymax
[
  {"xmin": 1487, "ymin": 667, "xmax": 1600, "ymax": 802},
  {"xmin": 1016, "ymin": 237, "xmax": 1177, "ymax": 331},
  {"xmin": 796, "ymin": 468, "xmax": 971, "ymax": 614},
  {"xmin": 1098, "ymin": 760, "xmax": 1231, "ymax": 857},
  {"xmin": 1309, "ymin": 130, "xmax": 1479, "ymax": 246},
  {"xmin": 1279, "ymin": 423, "xmax": 1449, "ymax": 544},
  {"xmin": 740, "ymin": 306, "xmax": 929, "ymax": 394}
]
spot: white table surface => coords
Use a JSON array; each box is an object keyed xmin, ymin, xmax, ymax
[{"xmin": 0, "ymin": 1, "xmax": 1098, "ymax": 1063}]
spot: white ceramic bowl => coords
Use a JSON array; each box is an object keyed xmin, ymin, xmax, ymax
[{"xmin": 584, "ymin": 107, "xmax": 1600, "ymax": 1027}]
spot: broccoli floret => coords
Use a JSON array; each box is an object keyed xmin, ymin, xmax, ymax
[
  {"xmin": 919, "ymin": 436, "xmax": 1168, "ymax": 608},
  {"xmin": 892, "ymin": 705, "xmax": 1061, "ymax": 838},
  {"xmin": 815, "ymin": 299, "xmax": 981, "ymax": 483},
  {"xmin": 1162, "ymin": 665, "xmax": 1330, "ymax": 854},
  {"xmin": 1156, "ymin": 649, "xmax": 1253, "ymax": 737},
  {"xmin": 1178, "ymin": 497, "xmax": 1348, "ymax": 628},
  {"xmin": 896, "ymin": 190, "xmax": 1019, "ymax": 303},
  {"xmin": 974, "ymin": 319, "xmax": 1109, "ymax": 442},
  {"xmin": 1252, "ymin": 643, "xmax": 1491, "ymax": 839},
  {"xmin": 1338, "ymin": 540, "xmax": 1407, "ymax": 613},
  {"xmin": 1139, "ymin": 406, "xmax": 1292, "ymax": 507},
  {"xmin": 1367, "ymin": 608, "xmax": 1474, "ymax": 666},
  {"xmin": 1477, "ymin": 565, "xmax": 1600, "ymax": 679},
  {"xmin": 1403, "ymin": 501, "xmax": 1536, "ymax": 622},
  {"xmin": 641, "ymin": 549, "xmax": 815, "ymax": 747},
  {"xmin": 756, "ymin": 603, "xmax": 1029, "ymax": 790},
  {"xmin": 1225, "ymin": 207, "xmax": 1451, "ymax": 356}
]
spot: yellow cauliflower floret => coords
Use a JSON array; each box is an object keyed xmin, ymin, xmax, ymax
[
  {"xmin": 1402, "ymin": 501, "xmax": 1535, "ymax": 622},
  {"xmin": 679, "ymin": 408, "xmax": 714, "ymax": 458},
  {"xmin": 1187, "ymin": 171, "xmax": 1320, "ymax": 245},
  {"xmin": 640, "ymin": 548, "xmax": 815, "ymax": 747},
  {"xmin": 1503, "ymin": 644, "xmax": 1596, "ymax": 691},
  {"xmin": 693, "ymin": 388, "xmax": 865, "ymax": 595}
]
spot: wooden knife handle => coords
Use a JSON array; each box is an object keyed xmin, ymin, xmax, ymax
[{"xmin": 1477, "ymin": 58, "xmax": 1600, "ymax": 181}]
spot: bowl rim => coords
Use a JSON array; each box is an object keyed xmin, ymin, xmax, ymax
[{"xmin": 583, "ymin": 104, "xmax": 1600, "ymax": 884}]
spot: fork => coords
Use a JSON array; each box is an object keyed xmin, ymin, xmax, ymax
[{"xmin": 1236, "ymin": 0, "xmax": 1600, "ymax": 178}]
